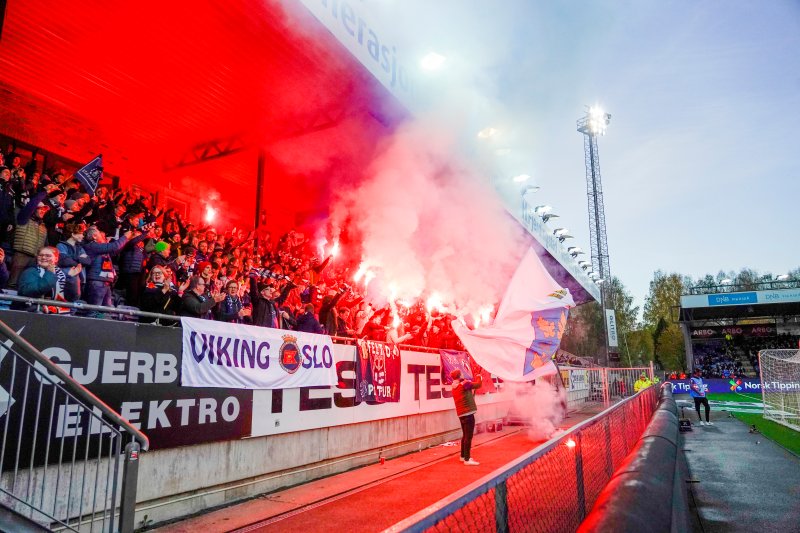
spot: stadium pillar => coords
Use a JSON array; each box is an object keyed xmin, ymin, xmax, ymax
[{"xmin": 255, "ymin": 149, "xmax": 266, "ymax": 229}]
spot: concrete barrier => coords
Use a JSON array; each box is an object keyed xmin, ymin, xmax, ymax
[{"xmin": 578, "ymin": 385, "xmax": 691, "ymax": 533}]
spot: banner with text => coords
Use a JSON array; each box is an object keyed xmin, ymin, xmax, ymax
[
  {"xmin": 669, "ymin": 378, "xmax": 800, "ymax": 394},
  {"xmin": 439, "ymin": 349, "xmax": 496, "ymax": 395},
  {"xmin": 250, "ymin": 346, "xmax": 513, "ymax": 437},
  {"xmin": 689, "ymin": 323, "xmax": 777, "ymax": 339},
  {"xmin": 181, "ymin": 317, "xmax": 337, "ymax": 389},
  {"xmin": 355, "ymin": 339, "xmax": 401, "ymax": 403},
  {"xmin": 0, "ymin": 311, "xmax": 252, "ymax": 469}
]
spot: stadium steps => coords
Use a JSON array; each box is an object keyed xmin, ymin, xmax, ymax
[{"xmin": 0, "ymin": 503, "xmax": 51, "ymax": 532}]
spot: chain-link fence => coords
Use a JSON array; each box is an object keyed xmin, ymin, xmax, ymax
[
  {"xmin": 560, "ymin": 366, "xmax": 653, "ymax": 413},
  {"xmin": 386, "ymin": 385, "xmax": 659, "ymax": 533}
]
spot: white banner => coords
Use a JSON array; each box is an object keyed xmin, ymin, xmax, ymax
[
  {"xmin": 568, "ymin": 369, "xmax": 589, "ymax": 392},
  {"xmin": 181, "ymin": 318, "xmax": 337, "ymax": 389},
  {"xmin": 605, "ymin": 309, "xmax": 619, "ymax": 348},
  {"xmin": 250, "ymin": 345, "xmax": 513, "ymax": 437}
]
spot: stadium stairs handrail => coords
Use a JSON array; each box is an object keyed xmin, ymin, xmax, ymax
[{"xmin": 0, "ymin": 317, "xmax": 150, "ymax": 451}]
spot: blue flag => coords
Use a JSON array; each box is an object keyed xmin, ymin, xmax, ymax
[{"xmin": 75, "ymin": 155, "xmax": 103, "ymax": 195}]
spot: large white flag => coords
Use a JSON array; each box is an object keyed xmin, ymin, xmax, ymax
[{"xmin": 452, "ymin": 248, "xmax": 574, "ymax": 382}]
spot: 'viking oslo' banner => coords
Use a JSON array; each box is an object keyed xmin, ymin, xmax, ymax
[{"xmin": 181, "ymin": 318, "xmax": 337, "ymax": 389}]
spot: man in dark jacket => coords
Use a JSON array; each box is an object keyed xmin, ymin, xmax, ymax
[
  {"xmin": 296, "ymin": 304, "xmax": 324, "ymax": 334},
  {"xmin": 180, "ymin": 276, "xmax": 225, "ymax": 318},
  {"xmin": 450, "ymin": 368, "xmax": 483, "ymax": 466},
  {"xmin": 249, "ymin": 274, "xmax": 293, "ymax": 329},
  {"xmin": 118, "ymin": 210, "xmax": 149, "ymax": 306},
  {"xmin": 82, "ymin": 226, "xmax": 147, "ymax": 308}
]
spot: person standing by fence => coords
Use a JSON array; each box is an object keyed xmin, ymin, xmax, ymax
[
  {"xmin": 690, "ymin": 368, "xmax": 712, "ymax": 426},
  {"xmin": 450, "ymin": 368, "xmax": 482, "ymax": 466}
]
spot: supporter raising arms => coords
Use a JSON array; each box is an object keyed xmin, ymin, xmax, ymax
[{"xmin": 82, "ymin": 226, "xmax": 148, "ymax": 308}]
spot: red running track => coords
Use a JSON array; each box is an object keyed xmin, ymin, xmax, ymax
[{"xmin": 154, "ymin": 409, "xmax": 604, "ymax": 533}]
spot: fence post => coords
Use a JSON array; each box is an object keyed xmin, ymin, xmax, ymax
[
  {"xmin": 575, "ymin": 432, "xmax": 586, "ymax": 520},
  {"xmin": 495, "ymin": 480, "xmax": 508, "ymax": 533},
  {"xmin": 120, "ymin": 441, "xmax": 141, "ymax": 533},
  {"xmin": 601, "ymin": 369, "xmax": 609, "ymax": 406}
]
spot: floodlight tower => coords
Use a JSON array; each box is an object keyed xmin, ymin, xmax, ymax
[{"xmin": 577, "ymin": 106, "xmax": 614, "ymax": 365}]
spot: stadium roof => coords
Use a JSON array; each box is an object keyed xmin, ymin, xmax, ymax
[
  {"xmin": 0, "ymin": 0, "xmax": 406, "ymax": 225},
  {"xmin": 0, "ymin": 0, "xmax": 599, "ymax": 304}
]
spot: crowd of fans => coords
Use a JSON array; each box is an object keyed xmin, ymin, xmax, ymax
[
  {"xmin": 0, "ymin": 148, "xmax": 464, "ymax": 349},
  {"xmin": 741, "ymin": 333, "xmax": 799, "ymax": 376},
  {"xmin": 692, "ymin": 340, "xmax": 746, "ymax": 379},
  {"xmin": 690, "ymin": 333, "xmax": 800, "ymax": 378}
]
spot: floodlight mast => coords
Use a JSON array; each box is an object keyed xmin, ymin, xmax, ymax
[{"xmin": 577, "ymin": 106, "xmax": 614, "ymax": 365}]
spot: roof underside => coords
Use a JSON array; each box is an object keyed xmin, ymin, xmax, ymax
[{"xmin": 0, "ymin": 0, "xmax": 405, "ymax": 214}]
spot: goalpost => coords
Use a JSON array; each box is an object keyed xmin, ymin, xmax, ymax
[{"xmin": 758, "ymin": 349, "xmax": 800, "ymax": 432}]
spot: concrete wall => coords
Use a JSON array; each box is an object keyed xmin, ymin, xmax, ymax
[{"xmin": 131, "ymin": 401, "xmax": 511, "ymax": 528}]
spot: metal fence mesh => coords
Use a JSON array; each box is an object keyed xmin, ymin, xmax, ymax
[{"xmin": 402, "ymin": 386, "xmax": 660, "ymax": 533}]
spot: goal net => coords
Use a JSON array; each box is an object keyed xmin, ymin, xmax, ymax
[{"xmin": 758, "ymin": 349, "xmax": 800, "ymax": 432}]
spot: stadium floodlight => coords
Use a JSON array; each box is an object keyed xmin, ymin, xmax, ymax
[
  {"xmin": 541, "ymin": 213, "xmax": 559, "ymax": 223},
  {"xmin": 595, "ymin": 278, "xmax": 605, "ymax": 285},
  {"xmin": 534, "ymin": 205, "xmax": 552, "ymax": 215},
  {"xmin": 578, "ymin": 105, "xmax": 611, "ymax": 137},
  {"xmin": 477, "ymin": 127, "xmax": 499, "ymax": 139},
  {"xmin": 522, "ymin": 185, "xmax": 540, "ymax": 195},
  {"xmin": 776, "ymin": 274, "xmax": 790, "ymax": 281},
  {"xmin": 578, "ymin": 260, "xmax": 591, "ymax": 269},
  {"xmin": 568, "ymin": 247, "xmax": 585, "ymax": 257},
  {"xmin": 513, "ymin": 174, "xmax": 531, "ymax": 183},
  {"xmin": 553, "ymin": 228, "xmax": 570, "ymax": 237},
  {"xmin": 420, "ymin": 52, "xmax": 446, "ymax": 70}
]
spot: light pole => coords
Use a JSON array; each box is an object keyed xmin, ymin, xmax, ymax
[{"xmin": 577, "ymin": 106, "xmax": 616, "ymax": 366}]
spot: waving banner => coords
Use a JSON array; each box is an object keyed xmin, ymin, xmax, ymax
[
  {"xmin": 452, "ymin": 248, "xmax": 574, "ymax": 382},
  {"xmin": 355, "ymin": 339, "xmax": 401, "ymax": 403},
  {"xmin": 181, "ymin": 317, "xmax": 337, "ymax": 389}
]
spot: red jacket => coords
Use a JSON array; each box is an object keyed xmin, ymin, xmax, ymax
[{"xmin": 451, "ymin": 375, "xmax": 483, "ymax": 417}]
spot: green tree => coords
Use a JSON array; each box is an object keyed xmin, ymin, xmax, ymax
[
  {"xmin": 561, "ymin": 301, "xmax": 604, "ymax": 361},
  {"xmin": 643, "ymin": 271, "xmax": 689, "ymax": 371},
  {"xmin": 561, "ymin": 276, "xmax": 640, "ymax": 365}
]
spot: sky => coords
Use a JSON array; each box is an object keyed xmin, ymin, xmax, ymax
[{"xmin": 324, "ymin": 0, "xmax": 800, "ymax": 313}]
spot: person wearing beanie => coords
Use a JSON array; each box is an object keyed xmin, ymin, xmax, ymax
[{"xmin": 450, "ymin": 368, "xmax": 483, "ymax": 466}]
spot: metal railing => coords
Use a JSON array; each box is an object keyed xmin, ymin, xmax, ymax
[
  {"xmin": 0, "ymin": 318, "xmax": 148, "ymax": 532},
  {"xmin": 385, "ymin": 386, "xmax": 659, "ymax": 533},
  {"xmin": 560, "ymin": 366, "xmax": 653, "ymax": 412},
  {"xmin": 686, "ymin": 278, "xmax": 800, "ymax": 295}
]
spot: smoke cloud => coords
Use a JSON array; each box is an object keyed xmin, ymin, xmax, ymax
[
  {"xmin": 506, "ymin": 381, "xmax": 566, "ymax": 441},
  {"xmin": 331, "ymin": 117, "xmax": 526, "ymax": 315}
]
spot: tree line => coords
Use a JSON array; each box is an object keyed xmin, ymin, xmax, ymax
[{"xmin": 559, "ymin": 267, "xmax": 800, "ymax": 370}]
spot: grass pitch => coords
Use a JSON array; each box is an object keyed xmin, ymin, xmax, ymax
[{"xmin": 730, "ymin": 412, "xmax": 800, "ymax": 456}]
